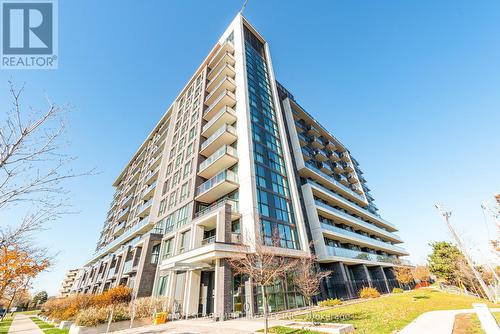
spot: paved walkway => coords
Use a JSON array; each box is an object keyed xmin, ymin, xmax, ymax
[
  {"xmin": 8, "ymin": 314, "xmax": 43, "ymax": 334},
  {"xmin": 399, "ymin": 308, "xmax": 500, "ymax": 334},
  {"xmin": 110, "ymin": 317, "xmax": 296, "ymax": 334}
]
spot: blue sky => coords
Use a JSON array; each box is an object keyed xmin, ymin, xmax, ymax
[{"xmin": 1, "ymin": 0, "xmax": 499, "ymax": 296}]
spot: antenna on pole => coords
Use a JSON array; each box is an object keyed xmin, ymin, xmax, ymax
[
  {"xmin": 240, "ymin": 0, "xmax": 249, "ymax": 14},
  {"xmin": 435, "ymin": 204, "xmax": 496, "ymax": 303}
]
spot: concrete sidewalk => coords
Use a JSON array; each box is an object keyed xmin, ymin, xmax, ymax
[
  {"xmin": 399, "ymin": 308, "xmax": 500, "ymax": 334},
  {"xmin": 110, "ymin": 317, "xmax": 296, "ymax": 334},
  {"xmin": 8, "ymin": 314, "xmax": 43, "ymax": 334}
]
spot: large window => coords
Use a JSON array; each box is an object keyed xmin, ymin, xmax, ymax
[{"xmin": 244, "ymin": 26, "xmax": 299, "ymax": 250}]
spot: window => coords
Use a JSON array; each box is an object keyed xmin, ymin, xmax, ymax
[
  {"xmin": 172, "ymin": 171, "xmax": 180, "ymax": 185},
  {"xmin": 158, "ymin": 199, "xmax": 166, "ymax": 215},
  {"xmin": 186, "ymin": 142, "xmax": 194, "ymax": 157},
  {"xmin": 188, "ymin": 126, "xmax": 196, "ymax": 140},
  {"xmin": 151, "ymin": 244, "xmax": 160, "ymax": 264},
  {"xmin": 156, "ymin": 275, "xmax": 169, "ymax": 296},
  {"xmin": 179, "ymin": 230, "xmax": 190, "ymax": 253},
  {"xmin": 175, "ymin": 152, "xmax": 184, "ymax": 168},
  {"xmin": 162, "ymin": 179, "xmax": 170, "ymax": 195},
  {"xmin": 179, "ymin": 181, "xmax": 190, "ymax": 201},
  {"xmin": 166, "ymin": 163, "xmax": 173, "ymax": 175},
  {"xmin": 183, "ymin": 160, "xmax": 192, "ymax": 178},
  {"xmin": 163, "ymin": 238, "xmax": 173, "ymax": 259},
  {"xmin": 168, "ymin": 190, "xmax": 177, "ymax": 209}
]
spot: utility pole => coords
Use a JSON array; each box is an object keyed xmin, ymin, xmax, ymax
[{"xmin": 435, "ymin": 204, "xmax": 496, "ymax": 303}]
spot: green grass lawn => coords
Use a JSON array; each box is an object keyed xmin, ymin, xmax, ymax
[
  {"xmin": 295, "ymin": 289, "xmax": 494, "ymax": 334},
  {"xmin": 30, "ymin": 317, "xmax": 69, "ymax": 334},
  {"xmin": 493, "ymin": 312, "xmax": 500, "ymax": 323},
  {"xmin": 0, "ymin": 316, "xmax": 13, "ymax": 334}
]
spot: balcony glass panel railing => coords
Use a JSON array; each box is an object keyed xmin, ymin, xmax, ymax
[
  {"xmin": 117, "ymin": 207, "xmax": 130, "ymax": 220},
  {"xmin": 320, "ymin": 220, "xmax": 406, "ymax": 254},
  {"xmin": 194, "ymin": 198, "xmax": 239, "ymax": 218},
  {"xmin": 201, "ymin": 236, "xmax": 216, "ymax": 245},
  {"xmin": 202, "ymin": 106, "xmax": 235, "ymax": 134},
  {"xmin": 205, "ymin": 75, "xmax": 235, "ymax": 103},
  {"xmin": 305, "ymin": 162, "xmax": 365, "ymax": 202},
  {"xmin": 138, "ymin": 199, "xmax": 152, "ymax": 214},
  {"xmin": 204, "ymin": 90, "xmax": 235, "ymax": 117},
  {"xmin": 122, "ymin": 260, "xmax": 134, "ymax": 273},
  {"xmin": 306, "ymin": 179, "xmax": 392, "ymax": 224},
  {"xmin": 196, "ymin": 170, "xmax": 238, "ymax": 196},
  {"xmin": 315, "ymin": 200, "xmax": 401, "ymax": 242},
  {"xmin": 200, "ymin": 124, "xmax": 236, "ymax": 151},
  {"xmin": 325, "ymin": 246, "xmax": 402, "ymax": 264},
  {"xmin": 143, "ymin": 181, "xmax": 157, "ymax": 197},
  {"xmin": 199, "ymin": 145, "xmax": 238, "ymax": 172}
]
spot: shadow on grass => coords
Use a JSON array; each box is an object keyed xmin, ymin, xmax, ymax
[{"xmin": 413, "ymin": 295, "xmax": 430, "ymax": 300}]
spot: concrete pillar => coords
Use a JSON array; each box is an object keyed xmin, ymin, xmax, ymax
[
  {"xmin": 214, "ymin": 259, "xmax": 233, "ymax": 321},
  {"xmin": 184, "ymin": 271, "xmax": 201, "ymax": 317},
  {"xmin": 379, "ymin": 266, "xmax": 391, "ymax": 293},
  {"xmin": 244, "ymin": 278, "xmax": 254, "ymax": 317}
]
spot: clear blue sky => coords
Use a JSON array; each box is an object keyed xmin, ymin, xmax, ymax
[{"xmin": 1, "ymin": 0, "xmax": 499, "ymax": 296}]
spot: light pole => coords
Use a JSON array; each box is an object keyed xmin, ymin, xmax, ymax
[{"xmin": 435, "ymin": 204, "xmax": 496, "ymax": 303}]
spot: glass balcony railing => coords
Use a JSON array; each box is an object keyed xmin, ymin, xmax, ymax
[
  {"xmin": 196, "ymin": 169, "xmax": 238, "ymax": 196},
  {"xmin": 122, "ymin": 260, "xmax": 134, "ymax": 273},
  {"xmin": 199, "ymin": 145, "xmax": 238, "ymax": 172},
  {"xmin": 200, "ymin": 124, "xmax": 236, "ymax": 151},
  {"xmin": 305, "ymin": 162, "xmax": 365, "ymax": 202},
  {"xmin": 194, "ymin": 198, "xmax": 239, "ymax": 218},
  {"xmin": 137, "ymin": 199, "xmax": 152, "ymax": 214},
  {"xmin": 325, "ymin": 246, "xmax": 403, "ymax": 264},
  {"xmin": 320, "ymin": 220, "xmax": 406, "ymax": 254},
  {"xmin": 201, "ymin": 236, "xmax": 216, "ymax": 245},
  {"xmin": 204, "ymin": 90, "xmax": 235, "ymax": 117},
  {"xmin": 315, "ymin": 200, "xmax": 401, "ymax": 242},
  {"xmin": 202, "ymin": 106, "xmax": 235, "ymax": 134}
]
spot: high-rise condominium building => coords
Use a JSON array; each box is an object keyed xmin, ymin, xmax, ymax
[
  {"xmin": 59, "ymin": 269, "xmax": 79, "ymax": 297},
  {"xmin": 72, "ymin": 14, "xmax": 408, "ymax": 319}
]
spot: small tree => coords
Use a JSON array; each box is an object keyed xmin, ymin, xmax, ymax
[
  {"xmin": 427, "ymin": 242, "xmax": 463, "ymax": 283},
  {"xmin": 31, "ymin": 290, "xmax": 48, "ymax": 308},
  {"xmin": 394, "ymin": 266, "xmax": 413, "ymax": 287},
  {"xmin": 227, "ymin": 242, "xmax": 297, "ymax": 334},
  {"xmin": 291, "ymin": 255, "xmax": 330, "ymax": 323}
]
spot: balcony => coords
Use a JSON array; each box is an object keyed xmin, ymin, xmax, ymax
[
  {"xmin": 144, "ymin": 167, "xmax": 160, "ymax": 184},
  {"xmin": 308, "ymin": 136, "xmax": 323, "ymax": 149},
  {"xmin": 142, "ymin": 181, "xmax": 157, "ymax": 199},
  {"xmin": 351, "ymin": 183, "xmax": 363, "ymax": 194},
  {"xmin": 330, "ymin": 151, "xmax": 340, "ymax": 161},
  {"xmin": 318, "ymin": 161, "xmax": 333, "ymax": 175},
  {"xmin": 314, "ymin": 199, "xmax": 402, "ymax": 242},
  {"xmin": 301, "ymin": 162, "xmax": 367, "ymax": 205},
  {"xmin": 314, "ymin": 150, "xmax": 328, "ymax": 162},
  {"xmin": 116, "ymin": 207, "xmax": 130, "ymax": 222},
  {"xmin": 195, "ymin": 169, "xmax": 239, "ymax": 203},
  {"xmin": 137, "ymin": 199, "xmax": 152, "ymax": 218},
  {"xmin": 333, "ymin": 162, "xmax": 344, "ymax": 173},
  {"xmin": 208, "ymin": 41, "xmax": 234, "ymax": 68},
  {"xmin": 113, "ymin": 222, "xmax": 125, "ymax": 236},
  {"xmin": 325, "ymin": 141, "xmax": 336, "ymax": 151},
  {"xmin": 124, "ymin": 182, "xmax": 137, "ymax": 197},
  {"xmin": 203, "ymin": 90, "xmax": 236, "ymax": 121},
  {"xmin": 205, "ymin": 76, "xmax": 236, "ymax": 106},
  {"xmin": 344, "ymin": 162, "xmax": 354, "ymax": 172},
  {"xmin": 295, "ymin": 121, "xmax": 305, "ymax": 133},
  {"xmin": 198, "ymin": 145, "xmax": 238, "ymax": 179},
  {"xmin": 121, "ymin": 193, "xmax": 133, "ymax": 208},
  {"xmin": 194, "ymin": 198, "xmax": 240, "ymax": 221},
  {"xmin": 207, "ymin": 51, "xmax": 235, "ymax": 80},
  {"xmin": 325, "ymin": 246, "xmax": 403, "ymax": 265},
  {"xmin": 106, "ymin": 267, "xmax": 117, "ymax": 280},
  {"xmin": 201, "ymin": 106, "xmax": 236, "ymax": 138},
  {"xmin": 298, "ymin": 133, "xmax": 309, "ymax": 147},
  {"xmin": 339, "ymin": 175, "xmax": 349, "ymax": 186},
  {"xmin": 341, "ymin": 151, "xmax": 350, "ymax": 162},
  {"xmin": 347, "ymin": 173, "xmax": 358, "ymax": 183},
  {"xmin": 307, "ymin": 125, "xmax": 321, "ymax": 137},
  {"xmin": 122, "ymin": 259, "xmax": 136, "ymax": 275},
  {"xmin": 320, "ymin": 221, "xmax": 407, "ymax": 255},
  {"xmin": 199, "ymin": 124, "xmax": 237, "ymax": 157},
  {"xmin": 201, "ymin": 235, "xmax": 216, "ymax": 246}
]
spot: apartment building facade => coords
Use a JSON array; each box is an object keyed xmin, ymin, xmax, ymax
[
  {"xmin": 72, "ymin": 14, "xmax": 408, "ymax": 319},
  {"xmin": 59, "ymin": 269, "xmax": 80, "ymax": 297}
]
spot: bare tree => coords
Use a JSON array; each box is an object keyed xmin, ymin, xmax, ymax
[
  {"xmin": 291, "ymin": 254, "xmax": 330, "ymax": 323},
  {"xmin": 227, "ymin": 241, "xmax": 298, "ymax": 334},
  {"xmin": 0, "ymin": 81, "xmax": 93, "ymax": 246}
]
